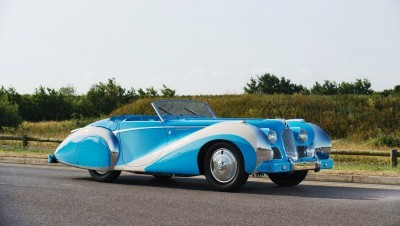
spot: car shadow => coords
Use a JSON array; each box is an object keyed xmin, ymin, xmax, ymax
[{"xmin": 73, "ymin": 173, "xmax": 400, "ymax": 201}]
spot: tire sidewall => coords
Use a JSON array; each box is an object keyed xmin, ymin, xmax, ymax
[
  {"xmin": 89, "ymin": 170, "xmax": 121, "ymax": 183},
  {"xmin": 267, "ymin": 170, "xmax": 308, "ymax": 186}
]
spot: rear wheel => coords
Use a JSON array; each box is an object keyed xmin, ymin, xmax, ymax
[
  {"xmin": 267, "ymin": 170, "xmax": 308, "ymax": 186},
  {"xmin": 204, "ymin": 142, "xmax": 249, "ymax": 192},
  {"xmin": 88, "ymin": 170, "xmax": 121, "ymax": 183}
]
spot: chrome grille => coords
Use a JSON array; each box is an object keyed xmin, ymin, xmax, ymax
[{"xmin": 281, "ymin": 128, "xmax": 298, "ymax": 161}]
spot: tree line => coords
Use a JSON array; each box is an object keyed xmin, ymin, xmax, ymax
[
  {"xmin": 0, "ymin": 78, "xmax": 175, "ymax": 128},
  {"xmin": 244, "ymin": 73, "xmax": 400, "ymax": 96},
  {"xmin": 2, "ymin": 74, "xmax": 400, "ymax": 129}
]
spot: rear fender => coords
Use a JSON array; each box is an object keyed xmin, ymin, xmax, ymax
[{"xmin": 55, "ymin": 127, "xmax": 119, "ymax": 171}]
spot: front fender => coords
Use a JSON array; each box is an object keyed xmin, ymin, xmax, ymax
[
  {"xmin": 287, "ymin": 120, "xmax": 331, "ymax": 158},
  {"xmin": 144, "ymin": 121, "xmax": 273, "ymax": 175},
  {"xmin": 308, "ymin": 123, "xmax": 332, "ymax": 158},
  {"xmin": 54, "ymin": 126, "xmax": 119, "ymax": 171}
]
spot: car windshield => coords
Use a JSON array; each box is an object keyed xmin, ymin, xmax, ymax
[{"xmin": 152, "ymin": 100, "xmax": 217, "ymax": 121}]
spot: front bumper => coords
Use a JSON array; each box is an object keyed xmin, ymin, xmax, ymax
[{"xmin": 256, "ymin": 158, "xmax": 334, "ymax": 173}]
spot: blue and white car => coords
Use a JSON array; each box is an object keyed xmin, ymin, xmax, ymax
[{"xmin": 49, "ymin": 100, "xmax": 333, "ymax": 191}]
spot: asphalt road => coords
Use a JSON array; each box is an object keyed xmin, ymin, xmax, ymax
[{"xmin": 1, "ymin": 163, "xmax": 400, "ymax": 226}]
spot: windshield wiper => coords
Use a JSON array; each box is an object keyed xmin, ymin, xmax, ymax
[
  {"xmin": 184, "ymin": 107, "xmax": 204, "ymax": 117},
  {"xmin": 158, "ymin": 106, "xmax": 176, "ymax": 117}
]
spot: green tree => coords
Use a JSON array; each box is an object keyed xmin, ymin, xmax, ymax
[
  {"xmin": 311, "ymin": 81, "xmax": 338, "ymax": 95},
  {"xmin": 244, "ymin": 77, "xmax": 259, "ymax": 93},
  {"xmin": 29, "ymin": 86, "xmax": 74, "ymax": 121},
  {"xmin": 312, "ymin": 78, "xmax": 373, "ymax": 95},
  {"xmin": 137, "ymin": 87, "xmax": 160, "ymax": 98},
  {"xmin": 160, "ymin": 84, "xmax": 175, "ymax": 97},
  {"xmin": 85, "ymin": 78, "xmax": 133, "ymax": 117},
  {"xmin": 338, "ymin": 79, "xmax": 373, "ymax": 95},
  {"xmin": 0, "ymin": 93, "xmax": 22, "ymax": 128},
  {"xmin": 1, "ymin": 80, "xmax": 177, "ymax": 120},
  {"xmin": 381, "ymin": 85, "xmax": 400, "ymax": 97},
  {"xmin": 146, "ymin": 87, "xmax": 158, "ymax": 97},
  {"xmin": 244, "ymin": 73, "xmax": 306, "ymax": 94}
]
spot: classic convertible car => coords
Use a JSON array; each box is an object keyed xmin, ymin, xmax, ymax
[{"xmin": 49, "ymin": 100, "xmax": 333, "ymax": 191}]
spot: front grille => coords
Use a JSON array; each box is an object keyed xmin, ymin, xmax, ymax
[
  {"xmin": 281, "ymin": 128, "xmax": 298, "ymax": 161},
  {"xmin": 272, "ymin": 147, "xmax": 282, "ymax": 159}
]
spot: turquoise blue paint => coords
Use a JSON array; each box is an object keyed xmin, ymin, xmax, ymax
[
  {"xmin": 145, "ymin": 135, "xmax": 257, "ymax": 175},
  {"xmin": 74, "ymin": 136, "xmax": 110, "ymax": 168}
]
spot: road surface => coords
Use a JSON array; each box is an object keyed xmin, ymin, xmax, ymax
[{"xmin": 1, "ymin": 163, "xmax": 399, "ymax": 225}]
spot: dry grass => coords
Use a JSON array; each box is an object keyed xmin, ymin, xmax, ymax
[
  {"xmin": 0, "ymin": 147, "xmax": 53, "ymax": 158},
  {"xmin": 1, "ymin": 118, "xmax": 96, "ymax": 139},
  {"xmin": 19, "ymin": 121, "xmax": 74, "ymax": 138},
  {"xmin": 2, "ymin": 121, "xmax": 74, "ymax": 138},
  {"xmin": 110, "ymin": 95, "xmax": 400, "ymax": 142},
  {"xmin": 331, "ymin": 139, "xmax": 391, "ymax": 151}
]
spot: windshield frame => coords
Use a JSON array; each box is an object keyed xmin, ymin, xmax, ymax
[{"xmin": 151, "ymin": 100, "xmax": 217, "ymax": 122}]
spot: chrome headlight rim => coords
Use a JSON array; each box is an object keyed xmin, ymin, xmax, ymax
[
  {"xmin": 267, "ymin": 130, "xmax": 277, "ymax": 144},
  {"xmin": 298, "ymin": 129, "xmax": 308, "ymax": 143}
]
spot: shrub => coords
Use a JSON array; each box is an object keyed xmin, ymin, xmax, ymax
[{"xmin": 372, "ymin": 132, "xmax": 400, "ymax": 147}]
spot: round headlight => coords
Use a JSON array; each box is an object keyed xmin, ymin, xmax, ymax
[
  {"xmin": 299, "ymin": 129, "xmax": 308, "ymax": 143},
  {"xmin": 267, "ymin": 130, "xmax": 277, "ymax": 144},
  {"xmin": 306, "ymin": 146, "xmax": 315, "ymax": 157}
]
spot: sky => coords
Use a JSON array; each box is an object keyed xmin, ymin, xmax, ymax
[{"xmin": 0, "ymin": 0, "xmax": 399, "ymax": 95}]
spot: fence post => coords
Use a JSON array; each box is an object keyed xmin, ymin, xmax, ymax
[
  {"xmin": 391, "ymin": 149, "xmax": 398, "ymax": 167},
  {"xmin": 22, "ymin": 135, "xmax": 28, "ymax": 148}
]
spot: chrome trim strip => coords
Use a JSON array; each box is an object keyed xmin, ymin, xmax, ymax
[
  {"xmin": 114, "ymin": 126, "xmax": 206, "ymax": 134},
  {"xmin": 70, "ymin": 128, "xmax": 81, "ymax": 134},
  {"xmin": 57, "ymin": 159, "xmax": 110, "ymax": 172},
  {"xmin": 151, "ymin": 102, "xmax": 164, "ymax": 122},
  {"xmin": 56, "ymin": 159, "xmax": 75, "ymax": 168}
]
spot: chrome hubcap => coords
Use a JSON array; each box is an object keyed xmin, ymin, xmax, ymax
[
  {"xmin": 96, "ymin": 170, "xmax": 109, "ymax": 175},
  {"xmin": 210, "ymin": 148, "xmax": 237, "ymax": 183}
]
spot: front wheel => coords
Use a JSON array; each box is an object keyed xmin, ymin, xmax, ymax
[
  {"xmin": 88, "ymin": 170, "xmax": 121, "ymax": 183},
  {"xmin": 267, "ymin": 170, "xmax": 308, "ymax": 186},
  {"xmin": 204, "ymin": 142, "xmax": 249, "ymax": 192}
]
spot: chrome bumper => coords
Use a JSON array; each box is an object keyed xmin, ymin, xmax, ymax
[{"xmin": 292, "ymin": 161, "xmax": 320, "ymax": 171}]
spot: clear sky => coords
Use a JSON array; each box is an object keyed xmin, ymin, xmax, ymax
[{"xmin": 0, "ymin": 0, "xmax": 399, "ymax": 95}]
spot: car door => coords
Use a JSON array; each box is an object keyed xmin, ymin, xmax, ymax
[
  {"xmin": 163, "ymin": 120, "xmax": 207, "ymax": 144},
  {"xmin": 118, "ymin": 120, "xmax": 168, "ymax": 167}
]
